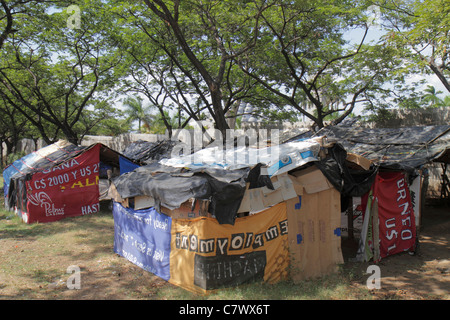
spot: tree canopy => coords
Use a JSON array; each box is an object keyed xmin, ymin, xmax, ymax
[{"xmin": 0, "ymin": 0, "xmax": 448, "ymax": 160}]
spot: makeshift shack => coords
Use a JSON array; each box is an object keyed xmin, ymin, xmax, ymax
[
  {"xmin": 286, "ymin": 123, "xmax": 450, "ymax": 262},
  {"xmin": 110, "ymin": 136, "xmax": 372, "ymax": 293},
  {"xmin": 3, "ymin": 140, "xmax": 137, "ymax": 224}
]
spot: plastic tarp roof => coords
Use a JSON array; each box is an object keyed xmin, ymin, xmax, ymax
[
  {"xmin": 160, "ymin": 138, "xmax": 321, "ymax": 177},
  {"xmin": 286, "ymin": 123, "xmax": 450, "ymax": 171},
  {"xmin": 121, "ymin": 139, "xmax": 178, "ymax": 165},
  {"xmin": 3, "ymin": 140, "xmax": 85, "ymax": 195},
  {"xmin": 111, "ymin": 138, "xmax": 322, "ymax": 225},
  {"xmin": 3, "ymin": 140, "xmax": 136, "ymax": 209}
]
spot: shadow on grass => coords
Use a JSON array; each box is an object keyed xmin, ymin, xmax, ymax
[
  {"xmin": 0, "ymin": 201, "xmax": 116, "ymax": 259},
  {"xmin": 1, "ymin": 200, "xmax": 448, "ymax": 300}
]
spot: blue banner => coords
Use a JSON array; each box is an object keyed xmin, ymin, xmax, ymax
[{"xmin": 113, "ymin": 202, "xmax": 172, "ymax": 281}]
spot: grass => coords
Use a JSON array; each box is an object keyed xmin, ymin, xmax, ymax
[
  {"xmin": 0, "ymin": 168, "xmax": 375, "ymax": 300},
  {"xmin": 0, "ymin": 168, "xmax": 374, "ymax": 300},
  {"xmin": 0, "ymin": 200, "xmax": 376, "ymax": 300}
]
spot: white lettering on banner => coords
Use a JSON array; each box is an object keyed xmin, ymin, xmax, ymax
[
  {"xmin": 154, "ymin": 218, "xmax": 170, "ymax": 231},
  {"xmin": 123, "ymin": 210, "xmax": 170, "ymax": 232},
  {"xmin": 27, "ymin": 191, "xmax": 65, "ymax": 217},
  {"xmin": 175, "ymin": 219, "xmax": 288, "ymax": 255},
  {"xmin": 42, "ymin": 159, "xmax": 80, "ymax": 174},
  {"xmin": 31, "ymin": 163, "xmax": 99, "ymax": 192},
  {"xmin": 122, "ymin": 249, "xmax": 161, "ymax": 275},
  {"xmin": 116, "ymin": 223, "xmax": 167, "ymax": 264},
  {"xmin": 385, "ymin": 177, "xmax": 415, "ymax": 254},
  {"xmin": 153, "ymin": 249, "xmax": 165, "ymax": 262},
  {"xmin": 81, "ymin": 203, "xmax": 100, "ymax": 215}
]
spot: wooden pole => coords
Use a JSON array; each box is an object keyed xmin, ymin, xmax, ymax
[{"xmin": 373, "ymin": 198, "xmax": 380, "ymax": 262}]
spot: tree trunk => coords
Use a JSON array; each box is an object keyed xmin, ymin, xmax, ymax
[
  {"xmin": 210, "ymin": 86, "xmax": 229, "ymax": 137},
  {"xmin": 429, "ymin": 61, "xmax": 450, "ymax": 93}
]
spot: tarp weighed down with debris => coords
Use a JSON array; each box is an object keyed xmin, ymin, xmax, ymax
[
  {"xmin": 3, "ymin": 140, "xmax": 83, "ymax": 198},
  {"xmin": 111, "ymin": 165, "xmax": 249, "ymax": 225},
  {"xmin": 110, "ymin": 138, "xmax": 323, "ymax": 225},
  {"xmin": 121, "ymin": 139, "xmax": 178, "ymax": 164},
  {"xmin": 159, "ymin": 138, "xmax": 321, "ymax": 176},
  {"xmin": 286, "ymin": 124, "xmax": 450, "ymax": 170},
  {"xmin": 3, "ymin": 140, "xmax": 137, "ymax": 223}
]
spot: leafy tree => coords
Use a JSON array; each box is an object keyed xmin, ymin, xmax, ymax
[
  {"xmin": 122, "ymin": 95, "xmax": 154, "ymax": 133},
  {"xmin": 234, "ymin": 0, "xmax": 408, "ymax": 129},
  {"xmin": 380, "ymin": 0, "xmax": 450, "ymax": 92},
  {"xmin": 421, "ymin": 85, "xmax": 450, "ymax": 107},
  {"xmin": 126, "ymin": 0, "xmax": 272, "ymax": 137},
  {"xmin": 0, "ymin": 0, "xmax": 125, "ymax": 145}
]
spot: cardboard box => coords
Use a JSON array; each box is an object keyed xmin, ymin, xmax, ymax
[
  {"xmin": 134, "ymin": 195, "xmax": 155, "ymax": 210},
  {"xmin": 346, "ymin": 153, "xmax": 372, "ymax": 170},
  {"xmin": 237, "ymin": 173, "xmax": 299, "ymax": 213},
  {"xmin": 291, "ymin": 165, "xmax": 334, "ymax": 194},
  {"xmin": 160, "ymin": 198, "xmax": 211, "ymax": 220}
]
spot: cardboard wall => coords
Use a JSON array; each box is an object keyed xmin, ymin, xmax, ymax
[
  {"xmin": 286, "ymin": 165, "xmax": 344, "ymax": 282},
  {"xmin": 113, "ymin": 164, "xmax": 345, "ymax": 291}
]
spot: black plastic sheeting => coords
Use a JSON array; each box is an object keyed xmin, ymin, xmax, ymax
[
  {"xmin": 121, "ymin": 140, "xmax": 179, "ymax": 164},
  {"xmin": 111, "ymin": 163, "xmax": 254, "ymax": 225},
  {"xmin": 286, "ymin": 123, "xmax": 450, "ymax": 171},
  {"xmin": 116, "ymin": 140, "xmax": 280, "ymax": 225},
  {"xmin": 315, "ymin": 143, "xmax": 378, "ymax": 198},
  {"xmin": 113, "ymin": 139, "xmax": 378, "ymax": 225},
  {"xmin": 114, "ymin": 123, "xmax": 450, "ymax": 225}
]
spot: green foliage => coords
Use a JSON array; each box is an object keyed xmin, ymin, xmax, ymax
[
  {"xmin": 0, "ymin": 0, "xmax": 128, "ymax": 145},
  {"xmin": 380, "ymin": 0, "xmax": 450, "ymax": 92},
  {"xmin": 1, "ymin": 0, "xmax": 449, "ymax": 147}
]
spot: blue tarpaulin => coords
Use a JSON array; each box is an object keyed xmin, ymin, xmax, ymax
[
  {"xmin": 119, "ymin": 156, "xmax": 140, "ymax": 175},
  {"xmin": 113, "ymin": 202, "xmax": 172, "ymax": 281}
]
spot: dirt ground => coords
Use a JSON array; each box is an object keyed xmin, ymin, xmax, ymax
[
  {"xmin": 0, "ymin": 201, "xmax": 448, "ymax": 300},
  {"xmin": 342, "ymin": 202, "xmax": 450, "ymax": 300}
]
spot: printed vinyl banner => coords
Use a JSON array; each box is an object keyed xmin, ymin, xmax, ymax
[
  {"xmin": 169, "ymin": 202, "xmax": 289, "ymax": 293},
  {"xmin": 113, "ymin": 201, "xmax": 289, "ymax": 293},
  {"xmin": 113, "ymin": 202, "xmax": 172, "ymax": 281},
  {"xmin": 25, "ymin": 144, "xmax": 101, "ymax": 223},
  {"xmin": 373, "ymin": 172, "xmax": 416, "ymax": 259}
]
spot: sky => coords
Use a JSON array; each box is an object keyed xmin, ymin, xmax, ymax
[{"xmin": 343, "ymin": 25, "xmax": 448, "ymax": 118}]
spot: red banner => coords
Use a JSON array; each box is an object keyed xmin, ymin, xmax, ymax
[
  {"xmin": 25, "ymin": 144, "xmax": 101, "ymax": 223},
  {"xmin": 373, "ymin": 172, "xmax": 416, "ymax": 259}
]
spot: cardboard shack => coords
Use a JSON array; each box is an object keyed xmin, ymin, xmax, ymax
[
  {"xmin": 287, "ymin": 123, "xmax": 450, "ymax": 262},
  {"xmin": 3, "ymin": 140, "xmax": 136, "ymax": 224},
  {"xmin": 110, "ymin": 137, "xmax": 373, "ymax": 293}
]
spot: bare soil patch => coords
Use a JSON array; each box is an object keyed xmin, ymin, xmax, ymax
[
  {"xmin": 0, "ymin": 201, "xmax": 448, "ymax": 300},
  {"xmin": 343, "ymin": 202, "xmax": 450, "ymax": 300}
]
